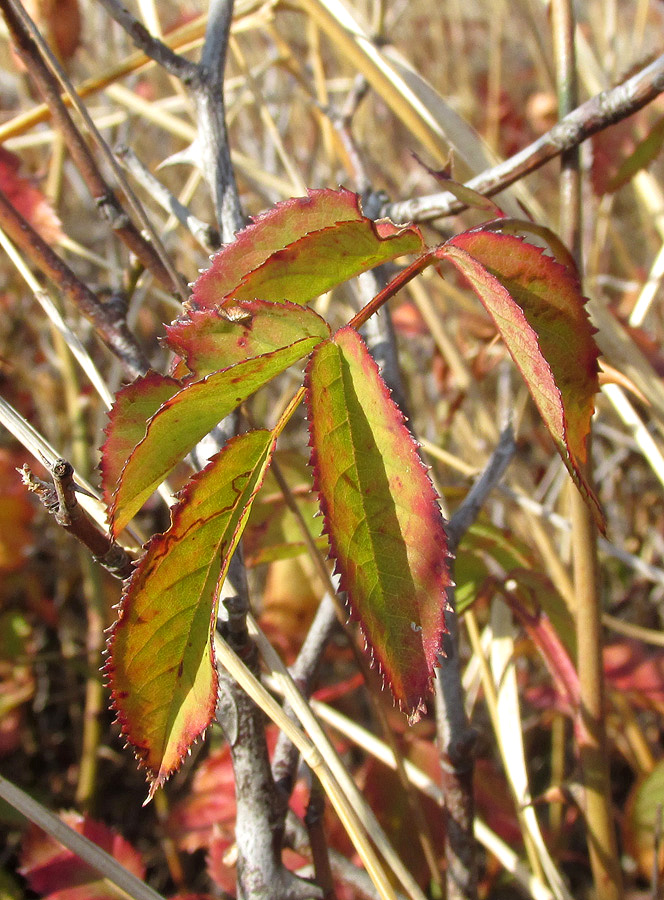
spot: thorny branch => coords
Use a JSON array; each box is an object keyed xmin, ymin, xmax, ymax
[
  {"xmin": 115, "ymin": 145, "xmax": 221, "ymax": 251},
  {"xmin": 95, "ymin": 0, "xmax": 198, "ymax": 82},
  {"xmin": 384, "ymin": 52, "xmax": 664, "ymax": 224},
  {"xmin": 98, "ymin": 0, "xmax": 243, "ymax": 239}
]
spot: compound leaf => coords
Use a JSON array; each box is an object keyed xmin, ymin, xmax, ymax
[
  {"xmin": 106, "ymin": 429, "xmax": 275, "ymax": 795},
  {"xmin": 438, "ymin": 230, "xmax": 604, "ymax": 531},
  {"xmin": 305, "ymin": 326, "xmax": 450, "ymax": 720}
]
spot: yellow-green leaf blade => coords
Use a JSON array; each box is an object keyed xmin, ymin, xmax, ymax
[
  {"xmin": 305, "ymin": 327, "xmax": 451, "ymax": 720},
  {"xmin": 106, "ymin": 429, "xmax": 275, "ymax": 793},
  {"xmin": 192, "ymin": 188, "xmax": 424, "ymax": 310},
  {"xmin": 108, "ymin": 340, "xmax": 317, "ymax": 536},
  {"xmin": 165, "ymin": 299, "xmax": 330, "ymax": 378},
  {"xmin": 226, "ymin": 219, "xmax": 424, "ymax": 308},
  {"xmin": 192, "ymin": 188, "xmax": 366, "ymax": 308},
  {"xmin": 101, "ymin": 371, "xmax": 182, "ymax": 516}
]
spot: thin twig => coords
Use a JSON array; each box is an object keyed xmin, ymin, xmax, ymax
[
  {"xmin": 94, "ymin": 0, "xmax": 198, "ymax": 81},
  {"xmin": 305, "ymin": 776, "xmax": 337, "ymax": 900},
  {"xmin": 446, "ymin": 425, "xmax": 516, "ymax": 553},
  {"xmin": 115, "ymin": 144, "xmax": 220, "ymax": 251},
  {"xmin": 215, "ymin": 623, "xmax": 320, "ymax": 900},
  {"xmin": 285, "ymin": 811, "xmax": 384, "ymax": 900},
  {"xmin": 194, "ymin": 0, "xmax": 244, "ymax": 238},
  {"xmin": 0, "ymin": 188, "xmax": 149, "ymax": 378},
  {"xmin": 0, "ymin": 0, "xmax": 185, "ymax": 296},
  {"xmin": 271, "ymin": 594, "xmax": 339, "ymax": 792},
  {"xmin": 384, "ymin": 53, "xmax": 664, "ymax": 224},
  {"xmin": 434, "ymin": 426, "xmax": 515, "ymax": 900},
  {"xmin": 20, "ymin": 460, "xmax": 135, "ymax": 580}
]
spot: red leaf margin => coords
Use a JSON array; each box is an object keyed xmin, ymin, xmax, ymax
[
  {"xmin": 191, "ymin": 187, "xmax": 424, "ymax": 311},
  {"xmin": 304, "ymin": 327, "xmax": 452, "ymax": 721},
  {"xmin": 104, "ymin": 430, "xmax": 276, "ymax": 795}
]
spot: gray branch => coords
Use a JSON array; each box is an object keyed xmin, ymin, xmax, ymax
[
  {"xmin": 115, "ymin": 145, "xmax": 220, "ymax": 251},
  {"xmin": 435, "ymin": 426, "xmax": 515, "ymax": 900},
  {"xmin": 95, "ymin": 0, "xmax": 197, "ymax": 81},
  {"xmin": 384, "ymin": 53, "xmax": 664, "ymax": 224}
]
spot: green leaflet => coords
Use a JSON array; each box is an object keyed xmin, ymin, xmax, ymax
[
  {"xmin": 106, "ymin": 429, "xmax": 275, "ymax": 794},
  {"xmin": 305, "ymin": 327, "xmax": 451, "ymax": 720},
  {"xmin": 106, "ymin": 339, "xmax": 319, "ymax": 537}
]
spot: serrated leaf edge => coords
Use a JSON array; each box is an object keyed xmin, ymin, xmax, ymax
[
  {"xmin": 104, "ymin": 430, "xmax": 276, "ymax": 794},
  {"xmin": 303, "ymin": 329, "xmax": 451, "ymax": 721}
]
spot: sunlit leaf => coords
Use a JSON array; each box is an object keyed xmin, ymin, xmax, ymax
[
  {"xmin": 192, "ymin": 188, "xmax": 366, "ymax": 308},
  {"xmin": 224, "ymin": 219, "xmax": 424, "ymax": 308},
  {"xmin": 107, "ymin": 342, "xmax": 315, "ymax": 537},
  {"xmin": 106, "ymin": 430, "xmax": 275, "ymax": 793},
  {"xmin": 305, "ymin": 326, "xmax": 450, "ymax": 720},
  {"xmin": 101, "ymin": 371, "xmax": 181, "ymax": 515},
  {"xmin": 438, "ymin": 230, "xmax": 604, "ymax": 531},
  {"xmin": 165, "ymin": 299, "xmax": 330, "ymax": 378},
  {"xmin": 191, "ymin": 188, "xmax": 424, "ymax": 310}
]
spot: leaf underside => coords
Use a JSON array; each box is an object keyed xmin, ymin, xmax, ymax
[
  {"xmin": 106, "ymin": 429, "xmax": 275, "ymax": 794},
  {"xmin": 438, "ymin": 230, "xmax": 604, "ymax": 531},
  {"xmin": 305, "ymin": 326, "xmax": 451, "ymax": 720}
]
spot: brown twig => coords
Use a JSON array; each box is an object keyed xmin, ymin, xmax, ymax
[
  {"xmin": 384, "ymin": 53, "xmax": 664, "ymax": 224},
  {"xmin": 305, "ymin": 776, "xmax": 337, "ymax": 900},
  {"xmin": 0, "ymin": 188, "xmax": 149, "ymax": 378},
  {"xmin": 0, "ymin": 0, "xmax": 185, "ymax": 296},
  {"xmin": 20, "ymin": 460, "xmax": 134, "ymax": 580}
]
